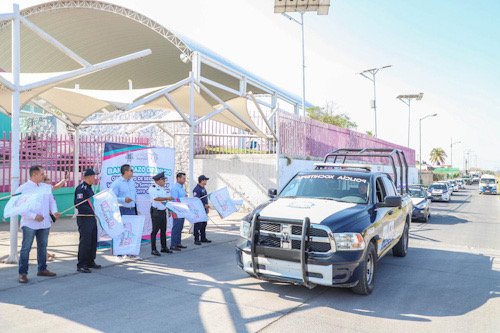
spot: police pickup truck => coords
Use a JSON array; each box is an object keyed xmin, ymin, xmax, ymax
[{"xmin": 236, "ymin": 149, "xmax": 412, "ymax": 295}]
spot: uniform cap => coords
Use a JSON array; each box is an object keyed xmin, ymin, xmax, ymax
[
  {"xmin": 83, "ymin": 168, "xmax": 96, "ymax": 177},
  {"xmin": 153, "ymin": 171, "xmax": 166, "ymax": 181},
  {"xmin": 198, "ymin": 175, "xmax": 209, "ymax": 182}
]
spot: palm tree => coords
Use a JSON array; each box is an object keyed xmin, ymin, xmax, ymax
[{"xmin": 429, "ymin": 148, "xmax": 447, "ymax": 165}]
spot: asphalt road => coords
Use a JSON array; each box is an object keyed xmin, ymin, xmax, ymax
[{"xmin": 0, "ymin": 186, "xmax": 498, "ymax": 333}]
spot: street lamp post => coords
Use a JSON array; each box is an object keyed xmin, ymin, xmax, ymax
[
  {"xmin": 450, "ymin": 138, "xmax": 461, "ymax": 167},
  {"xmin": 397, "ymin": 93, "xmax": 424, "ymax": 147},
  {"xmin": 419, "ymin": 113, "xmax": 437, "ymax": 184},
  {"xmin": 274, "ymin": 0, "xmax": 331, "ymax": 117},
  {"xmin": 358, "ymin": 65, "xmax": 392, "ymax": 138}
]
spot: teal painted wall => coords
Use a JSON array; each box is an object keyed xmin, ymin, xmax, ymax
[
  {"xmin": 0, "ymin": 113, "xmax": 10, "ymax": 135},
  {"xmin": 0, "ymin": 187, "xmax": 76, "ymax": 223}
]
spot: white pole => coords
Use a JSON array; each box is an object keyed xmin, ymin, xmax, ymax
[
  {"xmin": 73, "ymin": 127, "xmax": 80, "ymax": 188},
  {"xmin": 407, "ymin": 99, "xmax": 411, "ymax": 147},
  {"xmin": 188, "ymin": 72, "xmax": 195, "ymax": 193},
  {"xmin": 300, "ymin": 12, "xmax": 306, "ymax": 117},
  {"xmin": 275, "ymin": 105, "xmax": 281, "ymax": 190},
  {"xmin": 7, "ymin": 3, "xmax": 21, "ymax": 264}
]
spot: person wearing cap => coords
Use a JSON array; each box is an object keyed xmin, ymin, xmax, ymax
[
  {"xmin": 148, "ymin": 172, "xmax": 174, "ymax": 256},
  {"xmin": 193, "ymin": 175, "xmax": 212, "ymax": 245},
  {"xmin": 74, "ymin": 168, "xmax": 101, "ymax": 273}
]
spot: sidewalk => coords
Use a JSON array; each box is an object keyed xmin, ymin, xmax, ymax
[{"xmin": 0, "ymin": 212, "xmax": 245, "ymax": 291}]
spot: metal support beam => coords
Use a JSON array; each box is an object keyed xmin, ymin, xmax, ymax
[
  {"xmin": 156, "ymin": 124, "xmax": 175, "ymax": 139},
  {"xmin": 73, "ymin": 127, "xmax": 80, "ymax": 188},
  {"xmin": 188, "ymin": 72, "xmax": 196, "ymax": 193},
  {"xmin": 7, "ymin": 3, "xmax": 20, "ymax": 264},
  {"xmin": 193, "ymin": 105, "xmax": 227, "ymax": 127},
  {"xmin": 247, "ymin": 92, "xmax": 278, "ymax": 141},
  {"xmin": 196, "ymin": 81, "xmax": 259, "ymax": 133},
  {"xmin": 126, "ymin": 77, "xmax": 192, "ymax": 111},
  {"xmin": 80, "ymin": 118, "xmax": 185, "ymax": 126},
  {"xmin": 20, "ymin": 49, "xmax": 152, "ymax": 92},
  {"xmin": 163, "ymin": 92, "xmax": 193, "ymax": 126},
  {"xmin": 20, "ymin": 16, "xmax": 91, "ymax": 67}
]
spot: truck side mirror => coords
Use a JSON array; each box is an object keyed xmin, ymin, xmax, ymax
[
  {"xmin": 377, "ymin": 196, "xmax": 402, "ymax": 208},
  {"xmin": 268, "ymin": 188, "xmax": 278, "ymax": 198}
]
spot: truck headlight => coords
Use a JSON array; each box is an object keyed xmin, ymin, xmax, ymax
[
  {"xmin": 333, "ymin": 233, "xmax": 365, "ymax": 251},
  {"xmin": 240, "ymin": 220, "xmax": 252, "ymax": 240}
]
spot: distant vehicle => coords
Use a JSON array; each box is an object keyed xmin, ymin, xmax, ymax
[
  {"xmin": 479, "ymin": 175, "xmax": 497, "ymax": 195},
  {"xmin": 463, "ymin": 175, "xmax": 473, "ymax": 185},
  {"xmin": 448, "ymin": 180, "xmax": 458, "ymax": 191},
  {"xmin": 456, "ymin": 179, "xmax": 465, "ymax": 189},
  {"xmin": 438, "ymin": 181, "xmax": 454, "ymax": 195},
  {"xmin": 471, "ymin": 173, "xmax": 481, "ymax": 183},
  {"xmin": 428, "ymin": 183, "xmax": 451, "ymax": 202},
  {"xmin": 409, "ymin": 186, "xmax": 431, "ymax": 222}
]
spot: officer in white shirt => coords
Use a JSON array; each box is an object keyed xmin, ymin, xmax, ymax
[{"xmin": 148, "ymin": 172, "xmax": 173, "ymax": 256}]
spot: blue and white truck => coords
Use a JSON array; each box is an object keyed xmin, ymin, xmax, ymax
[{"xmin": 236, "ymin": 149, "xmax": 413, "ymax": 295}]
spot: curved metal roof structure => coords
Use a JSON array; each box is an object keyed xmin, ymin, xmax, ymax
[{"xmin": 0, "ymin": 0, "xmax": 312, "ymax": 123}]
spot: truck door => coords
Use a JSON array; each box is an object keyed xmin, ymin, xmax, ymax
[
  {"xmin": 382, "ymin": 176, "xmax": 405, "ymax": 245},
  {"xmin": 374, "ymin": 176, "xmax": 395, "ymax": 254}
]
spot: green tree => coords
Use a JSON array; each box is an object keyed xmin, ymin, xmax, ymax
[
  {"xmin": 366, "ymin": 130, "xmax": 374, "ymax": 137},
  {"xmin": 429, "ymin": 148, "xmax": 447, "ymax": 165},
  {"xmin": 307, "ymin": 102, "xmax": 357, "ymax": 129}
]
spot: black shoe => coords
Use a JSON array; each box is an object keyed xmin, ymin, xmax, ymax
[
  {"xmin": 151, "ymin": 250, "xmax": 161, "ymax": 256},
  {"xmin": 89, "ymin": 263, "xmax": 102, "ymax": 269},
  {"xmin": 170, "ymin": 247, "xmax": 181, "ymax": 251},
  {"xmin": 194, "ymin": 241, "xmax": 202, "ymax": 245},
  {"xmin": 161, "ymin": 248, "xmax": 173, "ymax": 253},
  {"xmin": 177, "ymin": 245, "xmax": 187, "ymax": 249},
  {"xmin": 201, "ymin": 239, "xmax": 212, "ymax": 243},
  {"xmin": 77, "ymin": 267, "xmax": 91, "ymax": 273}
]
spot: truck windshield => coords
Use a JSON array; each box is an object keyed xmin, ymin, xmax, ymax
[
  {"xmin": 280, "ymin": 174, "xmax": 371, "ymax": 204},
  {"xmin": 409, "ymin": 189, "xmax": 426, "ymax": 198},
  {"xmin": 429, "ymin": 184, "xmax": 447, "ymax": 191},
  {"xmin": 481, "ymin": 179, "xmax": 495, "ymax": 185}
]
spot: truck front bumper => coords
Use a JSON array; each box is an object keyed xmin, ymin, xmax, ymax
[{"xmin": 235, "ymin": 242, "xmax": 364, "ymax": 288}]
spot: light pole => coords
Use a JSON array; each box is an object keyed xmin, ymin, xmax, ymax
[
  {"xmin": 419, "ymin": 113, "xmax": 437, "ymax": 183},
  {"xmin": 397, "ymin": 93, "xmax": 424, "ymax": 147},
  {"xmin": 358, "ymin": 65, "xmax": 392, "ymax": 138},
  {"xmin": 450, "ymin": 138, "xmax": 461, "ymax": 167},
  {"xmin": 274, "ymin": 0, "xmax": 331, "ymax": 117}
]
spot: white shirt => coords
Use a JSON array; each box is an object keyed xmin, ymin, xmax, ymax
[
  {"xmin": 148, "ymin": 184, "xmax": 167, "ymax": 210},
  {"xmin": 16, "ymin": 180, "xmax": 58, "ymax": 230}
]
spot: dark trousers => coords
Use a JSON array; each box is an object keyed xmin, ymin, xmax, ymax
[
  {"xmin": 193, "ymin": 222, "xmax": 208, "ymax": 242},
  {"xmin": 19, "ymin": 227, "xmax": 50, "ymax": 275},
  {"xmin": 171, "ymin": 218, "xmax": 185, "ymax": 248},
  {"xmin": 150, "ymin": 208, "xmax": 167, "ymax": 251},
  {"xmin": 77, "ymin": 216, "xmax": 97, "ymax": 268}
]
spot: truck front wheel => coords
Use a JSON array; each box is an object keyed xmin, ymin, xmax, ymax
[
  {"xmin": 351, "ymin": 242, "xmax": 377, "ymax": 295},
  {"xmin": 392, "ymin": 220, "xmax": 409, "ymax": 257}
]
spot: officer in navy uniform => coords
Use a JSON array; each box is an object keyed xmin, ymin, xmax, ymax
[
  {"xmin": 148, "ymin": 172, "xmax": 173, "ymax": 256},
  {"xmin": 74, "ymin": 168, "xmax": 101, "ymax": 273},
  {"xmin": 193, "ymin": 175, "xmax": 212, "ymax": 245}
]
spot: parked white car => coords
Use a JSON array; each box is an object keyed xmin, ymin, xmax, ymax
[{"xmin": 428, "ymin": 183, "xmax": 451, "ymax": 202}]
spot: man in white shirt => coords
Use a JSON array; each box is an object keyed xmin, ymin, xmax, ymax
[{"xmin": 18, "ymin": 165, "xmax": 60, "ymax": 284}]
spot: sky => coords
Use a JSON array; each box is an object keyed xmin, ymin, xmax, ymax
[{"xmin": 2, "ymin": 0, "xmax": 499, "ymax": 170}]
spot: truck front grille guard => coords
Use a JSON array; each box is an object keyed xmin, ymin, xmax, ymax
[{"xmin": 250, "ymin": 214, "xmax": 315, "ymax": 289}]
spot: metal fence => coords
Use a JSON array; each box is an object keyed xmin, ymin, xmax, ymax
[
  {"xmin": 0, "ymin": 132, "xmax": 149, "ymax": 192},
  {"xmin": 278, "ymin": 112, "xmax": 416, "ymax": 165}
]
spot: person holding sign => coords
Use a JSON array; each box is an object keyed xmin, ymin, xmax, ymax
[
  {"xmin": 148, "ymin": 172, "xmax": 174, "ymax": 256},
  {"xmin": 170, "ymin": 172, "xmax": 188, "ymax": 251},
  {"xmin": 111, "ymin": 164, "xmax": 139, "ymax": 259},
  {"xmin": 74, "ymin": 169, "xmax": 101, "ymax": 273},
  {"xmin": 17, "ymin": 165, "xmax": 60, "ymax": 284},
  {"xmin": 193, "ymin": 175, "xmax": 212, "ymax": 245}
]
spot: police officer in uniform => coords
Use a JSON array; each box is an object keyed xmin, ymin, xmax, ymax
[
  {"xmin": 148, "ymin": 172, "xmax": 173, "ymax": 256},
  {"xmin": 75, "ymin": 169, "xmax": 101, "ymax": 273},
  {"xmin": 193, "ymin": 175, "xmax": 212, "ymax": 245}
]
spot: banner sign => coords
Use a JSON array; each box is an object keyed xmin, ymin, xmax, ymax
[
  {"xmin": 99, "ymin": 142, "xmax": 175, "ymax": 238},
  {"xmin": 208, "ymin": 187, "xmax": 242, "ymax": 219},
  {"xmin": 165, "ymin": 197, "xmax": 208, "ymax": 223},
  {"xmin": 112, "ymin": 215, "xmax": 145, "ymax": 256},
  {"xmin": 3, "ymin": 192, "xmax": 44, "ymax": 218},
  {"xmin": 93, "ymin": 190, "xmax": 124, "ymax": 238}
]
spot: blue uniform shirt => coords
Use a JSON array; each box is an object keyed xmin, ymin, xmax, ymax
[
  {"xmin": 111, "ymin": 176, "xmax": 137, "ymax": 208},
  {"xmin": 171, "ymin": 182, "xmax": 187, "ymax": 201},
  {"xmin": 193, "ymin": 184, "xmax": 208, "ymax": 205}
]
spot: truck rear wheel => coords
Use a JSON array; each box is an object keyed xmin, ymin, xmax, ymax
[
  {"xmin": 351, "ymin": 242, "xmax": 376, "ymax": 295},
  {"xmin": 392, "ymin": 220, "xmax": 409, "ymax": 257}
]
